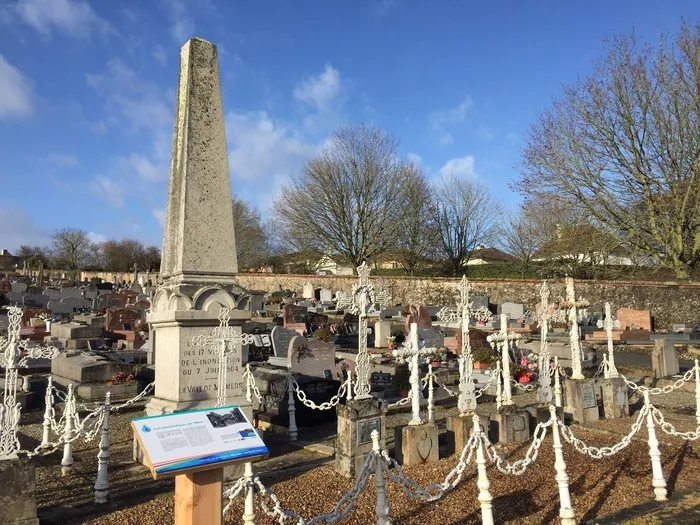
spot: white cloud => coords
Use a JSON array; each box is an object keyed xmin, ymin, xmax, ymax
[
  {"xmin": 293, "ymin": 64, "xmax": 342, "ymax": 113},
  {"xmin": 429, "ymin": 96, "xmax": 472, "ymax": 145},
  {"xmin": 0, "ymin": 205, "xmax": 52, "ymax": 251},
  {"xmin": 167, "ymin": 0, "xmax": 194, "ymax": 43},
  {"xmin": 152, "ymin": 44, "xmax": 167, "ymax": 66},
  {"xmin": 48, "ymin": 153, "xmax": 78, "ymax": 166},
  {"xmin": 128, "ymin": 154, "xmax": 166, "ymax": 182},
  {"xmin": 478, "ymin": 125, "xmax": 493, "ymax": 140},
  {"xmin": 439, "ymin": 155, "xmax": 476, "ymax": 179},
  {"xmin": 506, "ymin": 132, "xmax": 519, "ymax": 141},
  {"xmin": 88, "ymin": 231, "xmax": 107, "ymax": 244},
  {"xmin": 90, "ymin": 175, "xmax": 125, "ymax": 208},
  {"xmin": 372, "ymin": 0, "xmax": 397, "ymax": 17},
  {"xmin": 7, "ymin": 0, "xmax": 111, "ymax": 38},
  {"xmin": 406, "ymin": 152, "xmax": 422, "ymax": 165},
  {"xmin": 152, "ymin": 208, "xmax": 165, "ymax": 226},
  {"xmin": 0, "ymin": 55, "xmax": 33, "ymax": 120},
  {"xmin": 226, "ymin": 110, "xmax": 321, "ymax": 210}
]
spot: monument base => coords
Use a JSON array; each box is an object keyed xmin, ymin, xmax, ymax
[
  {"xmin": 335, "ymin": 398, "xmax": 387, "ymax": 477},
  {"xmin": 446, "ymin": 413, "xmax": 489, "ymax": 456},
  {"xmin": 600, "ymin": 377, "xmax": 629, "ymax": 419},
  {"xmin": 0, "ymin": 456, "xmax": 39, "ymax": 525},
  {"xmin": 394, "ymin": 422, "xmax": 439, "ymax": 465},
  {"xmin": 490, "ymin": 406, "xmax": 530, "ymax": 444},
  {"xmin": 564, "ymin": 378, "xmax": 599, "ymax": 423}
]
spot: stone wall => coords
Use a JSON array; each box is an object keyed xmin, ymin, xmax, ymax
[{"xmin": 237, "ymin": 273, "xmax": 700, "ymax": 329}]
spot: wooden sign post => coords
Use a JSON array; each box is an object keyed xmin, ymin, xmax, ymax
[{"xmin": 132, "ymin": 405, "xmax": 268, "ymax": 525}]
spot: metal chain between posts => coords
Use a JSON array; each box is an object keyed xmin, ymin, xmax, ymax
[
  {"xmin": 482, "ymin": 420, "xmax": 552, "ymax": 475},
  {"xmin": 291, "ymin": 376, "xmax": 348, "ymax": 411},
  {"xmin": 512, "ymin": 379, "xmax": 537, "ymax": 392},
  {"xmin": 222, "ymin": 477, "xmax": 247, "ymax": 516},
  {"xmin": 389, "ymin": 374, "xmax": 431, "ymax": 408},
  {"xmin": 621, "ymin": 366, "xmax": 697, "ymax": 395},
  {"xmin": 380, "ymin": 433, "xmax": 478, "ymax": 501},
  {"xmin": 651, "ymin": 407, "xmax": 700, "ymax": 441},
  {"xmin": 243, "ymin": 366, "xmax": 288, "ymax": 408},
  {"xmin": 51, "ymin": 381, "xmax": 156, "ymax": 412},
  {"xmin": 559, "ymin": 404, "xmax": 649, "ymax": 458}
]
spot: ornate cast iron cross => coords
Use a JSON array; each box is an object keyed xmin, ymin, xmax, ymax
[{"xmin": 597, "ymin": 302, "xmax": 620, "ymax": 378}]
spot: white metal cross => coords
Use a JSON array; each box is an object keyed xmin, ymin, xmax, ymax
[
  {"xmin": 487, "ymin": 313, "xmax": 522, "ymax": 407},
  {"xmin": 536, "ymin": 281, "xmax": 554, "ymax": 404},
  {"xmin": 392, "ymin": 323, "xmax": 440, "ymax": 425},
  {"xmin": 0, "ymin": 306, "xmax": 62, "ymax": 459},
  {"xmin": 437, "ymin": 276, "xmax": 477, "ymax": 414},
  {"xmin": 562, "ymin": 277, "xmax": 589, "ymax": 379},
  {"xmin": 191, "ymin": 308, "xmax": 255, "ymax": 407},
  {"xmin": 597, "ymin": 302, "xmax": 620, "ymax": 379},
  {"xmin": 336, "ymin": 262, "xmax": 388, "ymax": 399}
]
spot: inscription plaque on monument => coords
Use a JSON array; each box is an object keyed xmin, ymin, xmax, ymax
[
  {"xmin": 357, "ymin": 417, "xmax": 381, "ymax": 445},
  {"xmin": 580, "ymin": 382, "xmax": 597, "ymax": 409},
  {"xmin": 179, "ymin": 335, "xmax": 244, "ymax": 401}
]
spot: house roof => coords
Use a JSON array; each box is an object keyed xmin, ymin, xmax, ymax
[{"xmin": 469, "ymin": 247, "xmax": 518, "ymax": 263}]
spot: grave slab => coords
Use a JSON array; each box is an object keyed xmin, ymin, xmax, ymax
[
  {"xmin": 446, "ymin": 414, "xmax": 489, "ymax": 456},
  {"xmin": 652, "ymin": 339, "xmax": 680, "ymax": 378},
  {"xmin": 0, "ymin": 457, "xmax": 39, "ymax": 525},
  {"xmin": 600, "ymin": 377, "xmax": 629, "ymax": 419},
  {"xmin": 395, "ymin": 423, "xmax": 439, "ymax": 465},
  {"xmin": 490, "ymin": 407, "xmax": 531, "ymax": 444},
  {"xmin": 564, "ymin": 378, "xmax": 600, "ymax": 423},
  {"xmin": 374, "ymin": 321, "xmax": 391, "ymax": 348},
  {"xmin": 335, "ymin": 398, "xmax": 387, "ymax": 477}
]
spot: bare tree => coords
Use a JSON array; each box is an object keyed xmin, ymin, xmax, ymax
[
  {"xmin": 274, "ymin": 123, "xmax": 410, "ymax": 270},
  {"xmin": 396, "ymin": 163, "xmax": 435, "ymax": 275},
  {"xmin": 430, "ymin": 175, "xmax": 501, "ymax": 275},
  {"xmin": 232, "ymin": 197, "xmax": 269, "ymax": 270},
  {"xmin": 101, "ymin": 239, "xmax": 146, "ymax": 272},
  {"xmin": 518, "ymin": 21, "xmax": 700, "ymax": 279},
  {"xmin": 498, "ymin": 205, "xmax": 542, "ymax": 276},
  {"xmin": 16, "ymin": 245, "xmax": 51, "ymax": 268},
  {"xmin": 52, "ymin": 228, "xmax": 95, "ymax": 270},
  {"xmin": 138, "ymin": 245, "xmax": 161, "ymax": 272}
]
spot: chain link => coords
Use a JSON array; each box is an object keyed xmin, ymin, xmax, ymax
[
  {"xmin": 292, "ymin": 376, "xmax": 347, "ymax": 411},
  {"xmin": 651, "ymin": 407, "xmax": 700, "ymax": 441},
  {"xmin": 482, "ymin": 420, "xmax": 552, "ymax": 475},
  {"xmin": 559, "ymin": 404, "xmax": 648, "ymax": 458},
  {"xmin": 621, "ymin": 367, "xmax": 696, "ymax": 395}
]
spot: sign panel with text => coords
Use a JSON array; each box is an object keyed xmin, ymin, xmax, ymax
[{"xmin": 132, "ymin": 405, "xmax": 268, "ymax": 478}]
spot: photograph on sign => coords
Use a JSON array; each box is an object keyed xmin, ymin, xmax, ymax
[{"xmin": 132, "ymin": 405, "xmax": 268, "ymax": 477}]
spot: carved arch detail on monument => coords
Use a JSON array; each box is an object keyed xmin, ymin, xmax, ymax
[
  {"xmin": 192, "ymin": 286, "xmax": 236, "ymax": 313},
  {"xmin": 152, "ymin": 288, "xmax": 171, "ymax": 313},
  {"xmin": 167, "ymin": 292, "xmax": 194, "ymax": 312}
]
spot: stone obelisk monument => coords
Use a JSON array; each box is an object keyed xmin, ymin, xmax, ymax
[{"xmin": 145, "ymin": 38, "xmax": 250, "ymax": 417}]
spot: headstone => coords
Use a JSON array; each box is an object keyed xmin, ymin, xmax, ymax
[
  {"xmin": 418, "ymin": 328, "xmax": 444, "ymax": 349},
  {"xmin": 501, "ymin": 302, "xmax": 525, "ymax": 320},
  {"xmin": 270, "ymin": 326, "xmax": 298, "ymax": 359},
  {"xmin": 336, "ymin": 398, "xmax": 388, "ymax": 477},
  {"xmin": 490, "ymin": 408, "xmax": 531, "ymax": 444},
  {"xmin": 302, "ymin": 283, "xmax": 314, "ymax": 299},
  {"xmin": 370, "ymin": 372, "xmax": 392, "ymax": 392},
  {"xmin": 282, "ymin": 304, "xmax": 307, "ymax": 328},
  {"xmin": 0, "ymin": 457, "xmax": 40, "ymax": 525},
  {"xmin": 10, "ymin": 282, "xmax": 27, "ymax": 294},
  {"xmin": 395, "ymin": 423, "xmax": 439, "ymax": 465},
  {"xmin": 471, "ymin": 295, "xmax": 489, "ymax": 310},
  {"xmin": 288, "ymin": 338, "xmax": 335, "ymax": 379},
  {"xmin": 46, "ymin": 300, "xmax": 72, "ymax": 315},
  {"xmin": 600, "ymin": 377, "xmax": 629, "ymax": 419},
  {"xmin": 320, "ymin": 288, "xmax": 333, "ymax": 303},
  {"xmin": 617, "ymin": 308, "xmax": 652, "ymax": 331},
  {"xmin": 671, "ymin": 324, "xmax": 687, "ymax": 334},
  {"xmin": 374, "ymin": 321, "xmax": 391, "ymax": 348},
  {"xmin": 379, "ymin": 307, "xmax": 402, "ymax": 320},
  {"xmin": 564, "ymin": 378, "xmax": 600, "ymax": 423},
  {"xmin": 652, "ymin": 339, "xmax": 680, "ymax": 378}
]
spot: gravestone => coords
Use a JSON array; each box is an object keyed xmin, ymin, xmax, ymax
[
  {"xmin": 374, "ymin": 321, "xmax": 391, "ymax": 348},
  {"xmin": 282, "ymin": 304, "xmax": 307, "ymax": 328},
  {"xmin": 501, "ymin": 302, "xmax": 525, "ymax": 320},
  {"xmin": 288, "ymin": 338, "xmax": 335, "ymax": 379},
  {"xmin": 671, "ymin": 324, "xmax": 687, "ymax": 334},
  {"xmin": 51, "ymin": 351, "xmax": 137, "ymax": 400},
  {"xmin": 320, "ymin": 288, "xmax": 333, "ymax": 303},
  {"xmin": 336, "ymin": 398, "xmax": 388, "ymax": 477},
  {"xmin": 269, "ymin": 326, "xmax": 299, "ymax": 366},
  {"xmin": 370, "ymin": 372, "xmax": 392, "ymax": 392},
  {"xmin": 652, "ymin": 339, "xmax": 680, "ymax": 378},
  {"xmin": 617, "ymin": 308, "xmax": 652, "ymax": 331},
  {"xmin": 0, "ymin": 457, "xmax": 39, "ymax": 525},
  {"xmin": 418, "ymin": 328, "xmax": 444, "ymax": 349},
  {"xmin": 600, "ymin": 377, "xmax": 629, "ymax": 419},
  {"xmin": 380, "ymin": 307, "xmax": 402, "ymax": 320},
  {"xmin": 46, "ymin": 300, "xmax": 72, "ymax": 315},
  {"xmin": 24, "ymin": 294, "xmax": 50, "ymax": 307},
  {"xmin": 471, "ymin": 295, "xmax": 489, "ymax": 310},
  {"xmin": 10, "ymin": 282, "xmax": 27, "ymax": 294},
  {"xmin": 302, "ymin": 283, "xmax": 314, "ymax": 299},
  {"xmin": 564, "ymin": 378, "xmax": 600, "ymax": 423}
]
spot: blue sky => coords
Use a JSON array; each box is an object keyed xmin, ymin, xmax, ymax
[{"xmin": 0, "ymin": 0, "xmax": 698, "ymax": 252}]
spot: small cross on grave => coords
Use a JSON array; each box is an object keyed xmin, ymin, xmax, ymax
[
  {"xmin": 0, "ymin": 306, "xmax": 63, "ymax": 458},
  {"xmin": 437, "ymin": 275, "xmax": 478, "ymax": 414},
  {"xmin": 536, "ymin": 281, "xmax": 554, "ymax": 404},
  {"xmin": 487, "ymin": 314, "xmax": 522, "ymax": 407},
  {"xmin": 597, "ymin": 302, "xmax": 620, "ymax": 378},
  {"xmin": 336, "ymin": 262, "xmax": 389, "ymax": 399},
  {"xmin": 190, "ymin": 308, "xmax": 255, "ymax": 407},
  {"xmin": 392, "ymin": 323, "xmax": 440, "ymax": 425}
]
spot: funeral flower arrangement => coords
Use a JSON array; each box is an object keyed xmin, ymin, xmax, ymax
[
  {"xmin": 514, "ymin": 353, "xmax": 538, "ymax": 383},
  {"xmin": 109, "ymin": 372, "xmax": 135, "ymax": 385}
]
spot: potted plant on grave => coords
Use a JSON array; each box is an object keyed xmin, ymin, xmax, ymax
[
  {"xmin": 387, "ymin": 335, "xmax": 397, "ymax": 350},
  {"xmin": 472, "ymin": 347, "xmax": 496, "ymax": 370},
  {"xmin": 109, "ymin": 372, "xmax": 135, "ymax": 385},
  {"xmin": 430, "ymin": 344, "xmax": 447, "ymax": 367},
  {"xmin": 392, "ymin": 367, "xmax": 411, "ymax": 398}
]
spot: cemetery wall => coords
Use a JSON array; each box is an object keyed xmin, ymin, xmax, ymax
[{"xmin": 237, "ymin": 273, "xmax": 700, "ymax": 329}]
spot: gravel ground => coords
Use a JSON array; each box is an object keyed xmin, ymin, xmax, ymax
[{"xmin": 20, "ymin": 360, "xmax": 700, "ymax": 524}]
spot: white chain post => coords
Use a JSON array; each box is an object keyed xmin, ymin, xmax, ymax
[
  {"xmin": 346, "ymin": 368, "xmax": 353, "ymax": 402},
  {"xmin": 644, "ymin": 392, "xmax": 667, "ymax": 501},
  {"xmin": 549, "ymin": 405, "xmax": 576, "ymax": 524},
  {"xmin": 427, "ymin": 364, "xmax": 435, "ymax": 424},
  {"xmin": 695, "ymin": 360, "xmax": 700, "ymax": 431},
  {"xmin": 94, "ymin": 392, "xmax": 111, "ymax": 504},
  {"xmin": 287, "ymin": 370, "xmax": 297, "ymax": 441},
  {"xmin": 372, "ymin": 430, "xmax": 391, "ymax": 524},
  {"xmin": 245, "ymin": 364, "xmax": 253, "ymax": 404},
  {"xmin": 61, "ymin": 383, "xmax": 75, "ymax": 476},
  {"xmin": 554, "ymin": 357, "xmax": 563, "ymax": 408},
  {"xmin": 494, "ymin": 360, "xmax": 502, "ymax": 411},
  {"xmin": 243, "ymin": 462, "xmax": 256, "ymax": 524},
  {"xmin": 472, "ymin": 414, "xmax": 494, "ymax": 525},
  {"xmin": 41, "ymin": 376, "xmax": 54, "ymax": 448}
]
